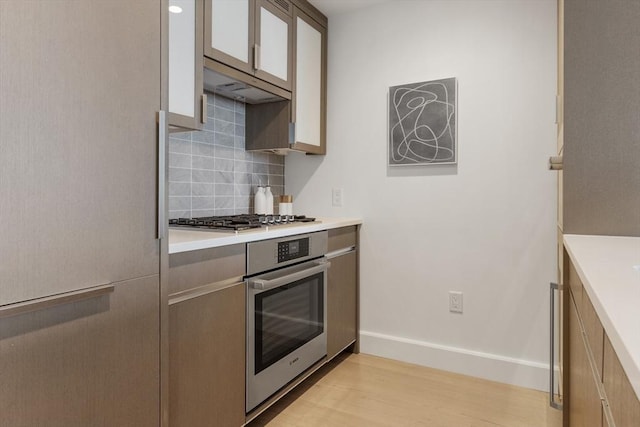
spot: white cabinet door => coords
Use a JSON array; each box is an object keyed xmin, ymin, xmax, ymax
[
  {"xmin": 254, "ymin": 0, "xmax": 292, "ymax": 91},
  {"xmin": 291, "ymin": 8, "xmax": 326, "ymax": 154},
  {"xmin": 211, "ymin": 0, "xmax": 249, "ymax": 63},
  {"xmin": 256, "ymin": 4, "xmax": 290, "ymax": 86},
  {"xmin": 169, "ymin": 0, "xmax": 204, "ymax": 130},
  {"xmin": 207, "ymin": 0, "xmax": 252, "ymax": 74}
]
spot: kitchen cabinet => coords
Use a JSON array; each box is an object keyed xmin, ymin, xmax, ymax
[
  {"xmin": 290, "ymin": 5, "xmax": 327, "ymax": 154},
  {"xmin": 326, "ymin": 226, "xmax": 359, "ymax": 360},
  {"xmin": 169, "ymin": 283, "xmax": 245, "ymax": 427},
  {"xmin": 568, "ymin": 288, "xmax": 602, "ymax": 427},
  {"xmin": 0, "ymin": 277, "xmax": 160, "ymax": 427},
  {"xmin": 563, "ymin": 0, "xmax": 640, "ymax": 236},
  {"xmin": 603, "ymin": 336, "xmax": 640, "ymax": 427},
  {"xmin": 205, "ymin": 0, "xmax": 292, "ymax": 91},
  {"xmin": 168, "ymin": 245, "xmax": 245, "ymax": 427},
  {"xmin": 169, "ymin": 0, "xmax": 206, "ymax": 131},
  {"xmin": 565, "ymin": 257, "xmax": 640, "ymax": 427},
  {"xmin": 245, "ymin": 0, "xmax": 327, "ymax": 154},
  {"xmin": 0, "ymin": 1, "xmax": 164, "ymax": 424}
]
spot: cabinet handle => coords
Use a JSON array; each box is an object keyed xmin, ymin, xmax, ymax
[
  {"xmin": 0, "ymin": 284, "xmax": 114, "ymax": 319},
  {"xmin": 158, "ymin": 110, "xmax": 167, "ymax": 239},
  {"xmin": 549, "ymin": 282, "xmax": 564, "ymax": 410},
  {"xmin": 254, "ymin": 44, "xmax": 260, "ymax": 71},
  {"xmin": 325, "ymin": 246, "xmax": 356, "ymax": 259},
  {"xmin": 549, "ymin": 156, "xmax": 563, "ymax": 170},
  {"xmin": 201, "ymin": 94, "xmax": 207, "ymax": 124}
]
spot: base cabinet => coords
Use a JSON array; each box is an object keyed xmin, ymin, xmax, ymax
[
  {"xmin": 603, "ymin": 336, "xmax": 640, "ymax": 427},
  {"xmin": 326, "ymin": 227, "xmax": 358, "ymax": 360},
  {"xmin": 169, "ymin": 282, "xmax": 245, "ymax": 427},
  {"xmin": 568, "ymin": 292, "xmax": 602, "ymax": 427},
  {"xmin": 0, "ymin": 277, "xmax": 160, "ymax": 427},
  {"xmin": 566, "ymin": 257, "xmax": 640, "ymax": 427}
]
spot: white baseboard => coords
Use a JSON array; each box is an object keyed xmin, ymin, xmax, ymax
[{"xmin": 359, "ymin": 330, "xmax": 551, "ymax": 392}]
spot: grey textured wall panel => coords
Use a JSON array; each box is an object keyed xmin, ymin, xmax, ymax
[{"xmin": 563, "ymin": 0, "xmax": 640, "ymax": 236}]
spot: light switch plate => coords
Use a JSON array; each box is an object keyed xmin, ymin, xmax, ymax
[
  {"xmin": 449, "ymin": 291, "xmax": 463, "ymax": 313},
  {"xmin": 332, "ymin": 188, "xmax": 344, "ymax": 207}
]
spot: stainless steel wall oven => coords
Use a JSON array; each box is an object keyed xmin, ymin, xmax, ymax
[{"xmin": 246, "ymin": 231, "xmax": 329, "ymax": 412}]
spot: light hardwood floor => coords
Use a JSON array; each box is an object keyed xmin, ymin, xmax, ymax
[{"xmin": 249, "ymin": 353, "xmax": 563, "ymax": 427}]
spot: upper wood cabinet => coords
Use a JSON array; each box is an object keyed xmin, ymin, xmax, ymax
[
  {"xmin": 168, "ymin": 0, "xmax": 206, "ymax": 131},
  {"xmin": 290, "ymin": 6, "xmax": 327, "ymax": 154},
  {"xmin": 244, "ymin": 1, "xmax": 327, "ymax": 155},
  {"xmin": 205, "ymin": 0, "xmax": 293, "ymax": 91}
]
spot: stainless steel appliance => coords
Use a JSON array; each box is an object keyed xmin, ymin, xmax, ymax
[
  {"xmin": 246, "ymin": 231, "xmax": 329, "ymax": 412},
  {"xmin": 169, "ymin": 214, "xmax": 316, "ymax": 232}
]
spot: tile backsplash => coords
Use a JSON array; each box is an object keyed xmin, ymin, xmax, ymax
[{"xmin": 168, "ymin": 92, "xmax": 285, "ymax": 219}]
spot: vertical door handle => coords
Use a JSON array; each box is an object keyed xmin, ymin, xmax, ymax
[
  {"xmin": 254, "ymin": 44, "xmax": 261, "ymax": 71},
  {"xmin": 549, "ymin": 282, "xmax": 564, "ymax": 410},
  {"xmin": 158, "ymin": 110, "xmax": 167, "ymax": 239},
  {"xmin": 201, "ymin": 94, "xmax": 207, "ymax": 124}
]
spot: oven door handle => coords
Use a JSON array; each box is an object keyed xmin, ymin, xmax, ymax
[{"xmin": 250, "ymin": 259, "xmax": 331, "ymax": 291}]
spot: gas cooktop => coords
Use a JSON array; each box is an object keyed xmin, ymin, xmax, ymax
[{"xmin": 169, "ymin": 214, "xmax": 316, "ymax": 232}]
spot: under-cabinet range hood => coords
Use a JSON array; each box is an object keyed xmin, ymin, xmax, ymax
[{"xmin": 203, "ymin": 57, "xmax": 291, "ymax": 105}]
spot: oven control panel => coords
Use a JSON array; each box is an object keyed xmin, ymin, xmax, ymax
[{"xmin": 277, "ymin": 238, "xmax": 309, "ymax": 263}]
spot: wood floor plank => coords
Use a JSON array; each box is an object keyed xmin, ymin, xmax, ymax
[{"xmin": 249, "ymin": 353, "xmax": 563, "ymax": 427}]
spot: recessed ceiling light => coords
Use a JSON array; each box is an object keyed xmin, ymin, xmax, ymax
[{"xmin": 169, "ymin": 5, "xmax": 183, "ymax": 13}]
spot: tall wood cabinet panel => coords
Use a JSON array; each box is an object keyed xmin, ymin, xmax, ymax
[
  {"xmin": 0, "ymin": 276, "xmax": 160, "ymax": 427},
  {"xmin": 0, "ymin": 0, "xmax": 161, "ymax": 306},
  {"xmin": 205, "ymin": 0, "xmax": 292, "ymax": 91},
  {"xmin": 169, "ymin": 283, "xmax": 245, "ymax": 427},
  {"xmin": 563, "ymin": 0, "xmax": 640, "ymax": 236}
]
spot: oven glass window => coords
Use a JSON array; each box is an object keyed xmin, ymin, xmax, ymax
[{"xmin": 255, "ymin": 272, "xmax": 324, "ymax": 374}]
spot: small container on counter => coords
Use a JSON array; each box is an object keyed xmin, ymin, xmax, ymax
[
  {"xmin": 264, "ymin": 186, "xmax": 274, "ymax": 215},
  {"xmin": 254, "ymin": 186, "xmax": 266, "ymax": 214},
  {"xmin": 279, "ymin": 195, "xmax": 293, "ymax": 215}
]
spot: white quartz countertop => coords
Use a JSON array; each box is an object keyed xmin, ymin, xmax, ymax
[
  {"xmin": 169, "ymin": 217, "xmax": 362, "ymax": 254},
  {"xmin": 563, "ymin": 234, "xmax": 640, "ymax": 399}
]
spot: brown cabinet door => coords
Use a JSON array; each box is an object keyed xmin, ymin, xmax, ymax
[
  {"xmin": 0, "ymin": 276, "xmax": 160, "ymax": 427},
  {"xmin": 0, "ymin": 0, "xmax": 161, "ymax": 306},
  {"xmin": 327, "ymin": 250, "xmax": 357, "ymax": 360},
  {"xmin": 603, "ymin": 336, "xmax": 640, "ymax": 427},
  {"xmin": 568, "ymin": 290, "xmax": 603, "ymax": 427},
  {"xmin": 169, "ymin": 282, "xmax": 246, "ymax": 427}
]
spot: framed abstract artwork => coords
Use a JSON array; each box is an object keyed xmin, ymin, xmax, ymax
[{"xmin": 388, "ymin": 77, "xmax": 457, "ymax": 166}]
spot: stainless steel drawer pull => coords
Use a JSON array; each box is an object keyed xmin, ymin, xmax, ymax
[{"xmin": 0, "ymin": 284, "xmax": 114, "ymax": 319}]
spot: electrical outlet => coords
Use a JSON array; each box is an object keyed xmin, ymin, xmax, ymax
[
  {"xmin": 332, "ymin": 188, "xmax": 344, "ymax": 207},
  {"xmin": 449, "ymin": 291, "xmax": 463, "ymax": 313}
]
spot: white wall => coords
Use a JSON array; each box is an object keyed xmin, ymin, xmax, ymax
[{"xmin": 286, "ymin": 0, "xmax": 557, "ymax": 390}]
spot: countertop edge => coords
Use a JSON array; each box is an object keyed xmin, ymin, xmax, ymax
[
  {"xmin": 563, "ymin": 234, "xmax": 640, "ymax": 401},
  {"xmin": 168, "ymin": 217, "xmax": 362, "ymax": 254}
]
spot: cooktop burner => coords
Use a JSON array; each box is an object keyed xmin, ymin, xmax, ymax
[{"xmin": 169, "ymin": 214, "xmax": 316, "ymax": 232}]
